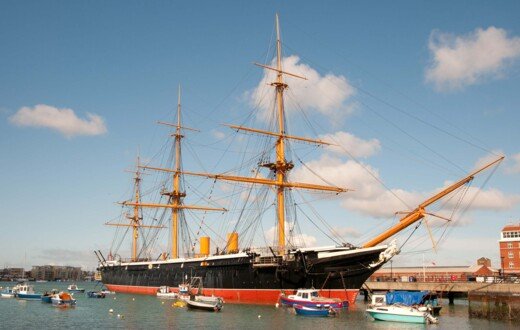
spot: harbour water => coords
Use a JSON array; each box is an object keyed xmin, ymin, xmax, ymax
[{"xmin": 0, "ymin": 282, "xmax": 514, "ymax": 329}]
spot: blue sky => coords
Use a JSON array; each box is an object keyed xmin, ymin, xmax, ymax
[{"xmin": 1, "ymin": 1, "xmax": 519, "ymax": 271}]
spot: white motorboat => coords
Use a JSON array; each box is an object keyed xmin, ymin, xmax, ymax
[{"xmin": 366, "ymin": 294, "xmax": 438, "ymax": 324}]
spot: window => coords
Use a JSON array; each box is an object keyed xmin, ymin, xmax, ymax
[
  {"xmin": 508, "ymin": 243, "xmax": 513, "ymax": 248},
  {"xmin": 509, "ymin": 262, "xmax": 515, "ymax": 269},
  {"xmin": 509, "ymin": 252, "xmax": 514, "ymax": 258}
]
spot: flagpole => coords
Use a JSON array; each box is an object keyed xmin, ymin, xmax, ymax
[{"xmin": 422, "ymin": 254, "xmax": 426, "ymax": 282}]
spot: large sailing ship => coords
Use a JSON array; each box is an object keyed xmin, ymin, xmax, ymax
[{"xmin": 96, "ymin": 15, "xmax": 503, "ymax": 305}]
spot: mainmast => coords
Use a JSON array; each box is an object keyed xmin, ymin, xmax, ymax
[
  {"xmin": 274, "ymin": 14, "xmax": 288, "ymax": 254},
  {"xmin": 138, "ymin": 16, "xmax": 349, "ymax": 256}
]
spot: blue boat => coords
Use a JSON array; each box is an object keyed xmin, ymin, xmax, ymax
[
  {"xmin": 293, "ymin": 304, "xmax": 336, "ymax": 317},
  {"xmin": 16, "ymin": 284, "xmax": 42, "ymax": 300},
  {"xmin": 87, "ymin": 291, "xmax": 106, "ymax": 298},
  {"xmin": 42, "ymin": 290, "xmax": 59, "ymax": 303},
  {"xmin": 1, "ymin": 287, "xmax": 15, "ymax": 298}
]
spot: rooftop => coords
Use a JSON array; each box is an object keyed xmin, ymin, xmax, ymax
[{"xmin": 502, "ymin": 224, "xmax": 520, "ymax": 231}]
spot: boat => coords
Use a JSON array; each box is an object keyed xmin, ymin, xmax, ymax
[
  {"xmin": 385, "ymin": 290, "xmax": 442, "ymax": 316},
  {"xmin": 87, "ymin": 291, "xmax": 106, "ymax": 298},
  {"xmin": 67, "ymin": 284, "xmax": 85, "ymax": 293},
  {"xmin": 186, "ymin": 296, "xmax": 223, "ymax": 312},
  {"xmin": 279, "ymin": 288, "xmax": 348, "ymax": 308},
  {"xmin": 366, "ymin": 294, "xmax": 438, "ymax": 324},
  {"xmin": 96, "ymin": 15, "xmax": 504, "ymax": 306},
  {"xmin": 293, "ymin": 304, "xmax": 336, "ymax": 317},
  {"xmin": 100, "ymin": 288, "xmax": 115, "ymax": 295},
  {"xmin": 16, "ymin": 284, "xmax": 42, "ymax": 300},
  {"xmin": 1, "ymin": 287, "xmax": 15, "ymax": 298},
  {"xmin": 156, "ymin": 286, "xmax": 178, "ymax": 299},
  {"xmin": 41, "ymin": 290, "xmax": 59, "ymax": 303},
  {"xmin": 51, "ymin": 292, "xmax": 77, "ymax": 307}
]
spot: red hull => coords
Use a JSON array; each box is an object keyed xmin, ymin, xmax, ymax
[{"xmin": 105, "ymin": 284, "xmax": 359, "ymax": 305}]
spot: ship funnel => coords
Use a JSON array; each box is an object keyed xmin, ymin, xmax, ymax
[
  {"xmin": 226, "ymin": 232, "xmax": 239, "ymax": 254},
  {"xmin": 200, "ymin": 236, "xmax": 210, "ymax": 257}
]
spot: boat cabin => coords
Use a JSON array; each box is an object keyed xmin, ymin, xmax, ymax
[
  {"xmin": 290, "ymin": 289, "xmax": 320, "ymax": 301},
  {"xmin": 370, "ymin": 294, "xmax": 387, "ymax": 306}
]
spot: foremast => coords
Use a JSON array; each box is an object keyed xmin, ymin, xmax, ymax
[{"xmin": 123, "ymin": 86, "xmax": 226, "ymax": 259}]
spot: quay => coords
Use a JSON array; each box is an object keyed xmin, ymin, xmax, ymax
[{"xmin": 363, "ymin": 280, "xmax": 520, "ymax": 304}]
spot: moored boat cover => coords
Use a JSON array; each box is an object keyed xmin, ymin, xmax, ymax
[{"xmin": 385, "ymin": 291, "xmax": 429, "ymax": 305}]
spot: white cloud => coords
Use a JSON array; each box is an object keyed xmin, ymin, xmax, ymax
[
  {"xmin": 472, "ymin": 151, "xmax": 504, "ymax": 171},
  {"xmin": 292, "ymin": 154, "xmax": 519, "ymax": 218},
  {"xmin": 443, "ymin": 184, "xmax": 520, "ymax": 211},
  {"xmin": 249, "ymin": 55, "xmax": 356, "ymax": 122},
  {"xmin": 212, "ymin": 130, "xmax": 226, "ymax": 140},
  {"xmin": 320, "ymin": 131, "xmax": 381, "ymax": 158},
  {"xmin": 426, "ymin": 27, "xmax": 520, "ymax": 90},
  {"xmin": 9, "ymin": 104, "xmax": 107, "ymax": 138},
  {"xmin": 331, "ymin": 227, "xmax": 361, "ymax": 239},
  {"xmin": 506, "ymin": 153, "xmax": 520, "ymax": 174},
  {"xmin": 265, "ymin": 223, "xmax": 317, "ymax": 248}
]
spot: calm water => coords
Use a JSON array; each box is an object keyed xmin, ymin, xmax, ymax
[{"xmin": 0, "ymin": 282, "xmax": 515, "ymax": 329}]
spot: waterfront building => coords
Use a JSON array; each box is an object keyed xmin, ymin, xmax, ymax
[
  {"xmin": 31, "ymin": 265, "xmax": 82, "ymax": 281},
  {"xmin": 0, "ymin": 267, "xmax": 25, "ymax": 281},
  {"xmin": 368, "ymin": 258, "xmax": 497, "ymax": 282},
  {"xmin": 499, "ymin": 224, "xmax": 520, "ymax": 275}
]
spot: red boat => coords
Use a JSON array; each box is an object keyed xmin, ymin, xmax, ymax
[{"xmin": 279, "ymin": 289, "xmax": 348, "ymax": 309}]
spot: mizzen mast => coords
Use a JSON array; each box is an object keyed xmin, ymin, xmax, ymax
[{"xmin": 106, "ymin": 156, "xmax": 164, "ymax": 262}]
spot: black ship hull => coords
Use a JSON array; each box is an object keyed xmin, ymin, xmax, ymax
[{"xmin": 99, "ymin": 244, "xmax": 395, "ymax": 305}]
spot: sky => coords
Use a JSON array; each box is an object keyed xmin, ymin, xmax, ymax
[{"xmin": 1, "ymin": 1, "xmax": 520, "ymax": 271}]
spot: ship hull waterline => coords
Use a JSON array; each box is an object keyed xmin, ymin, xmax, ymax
[{"xmin": 99, "ymin": 245, "xmax": 392, "ymax": 305}]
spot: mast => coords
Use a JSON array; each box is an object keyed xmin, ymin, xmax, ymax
[
  {"xmin": 131, "ymin": 156, "xmax": 141, "ymax": 261},
  {"xmin": 172, "ymin": 85, "xmax": 182, "ymax": 259},
  {"xmin": 123, "ymin": 85, "xmax": 226, "ymax": 260},
  {"xmin": 106, "ymin": 155, "xmax": 165, "ymax": 262},
  {"xmin": 274, "ymin": 14, "xmax": 288, "ymax": 254},
  {"xmin": 138, "ymin": 16, "xmax": 349, "ymax": 256},
  {"xmin": 362, "ymin": 156, "xmax": 504, "ymax": 248}
]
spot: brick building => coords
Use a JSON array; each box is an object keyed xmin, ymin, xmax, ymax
[
  {"xmin": 368, "ymin": 258, "xmax": 496, "ymax": 282},
  {"xmin": 499, "ymin": 224, "xmax": 520, "ymax": 275}
]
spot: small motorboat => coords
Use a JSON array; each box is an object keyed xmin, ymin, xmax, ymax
[
  {"xmin": 186, "ymin": 296, "xmax": 223, "ymax": 312},
  {"xmin": 87, "ymin": 291, "xmax": 106, "ymax": 298},
  {"xmin": 67, "ymin": 284, "xmax": 85, "ymax": 293},
  {"xmin": 16, "ymin": 284, "xmax": 42, "ymax": 300},
  {"xmin": 1, "ymin": 287, "xmax": 15, "ymax": 298},
  {"xmin": 279, "ymin": 289, "xmax": 348, "ymax": 309},
  {"xmin": 366, "ymin": 294, "xmax": 438, "ymax": 324},
  {"xmin": 51, "ymin": 292, "xmax": 77, "ymax": 307},
  {"xmin": 293, "ymin": 304, "xmax": 336, "ymax": 317},
  {"xmin": 41, "ymin": 290, "xmax": 59, "ymax": 303},
  {"xmin": 156, "ymin": 286, "xmax": 179, "ymax": 299},
  {"xmin": 100, "ymin": 288, "xmax": 115, "ymax": 295}
]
